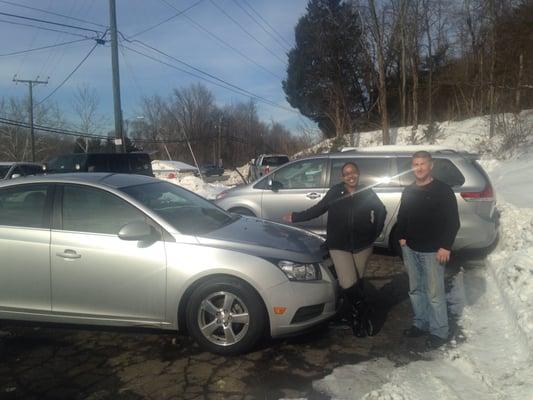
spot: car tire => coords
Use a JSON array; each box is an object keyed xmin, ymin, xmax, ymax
[
  {"xmin": 229, "ymin": 207, "xmax": 256, "ymax": 217},
  {"xmin": 186, "ymin": 277, "xmax": 267, "ymax": 355}
]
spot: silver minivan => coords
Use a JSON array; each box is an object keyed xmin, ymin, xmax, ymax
[
  {"xmin": 0, "ymin": 173, "xmax": 337, "ymax": 355},
  {"xmin": 215, "ymin": 146, "xmax": 499, "ymax": 253}
]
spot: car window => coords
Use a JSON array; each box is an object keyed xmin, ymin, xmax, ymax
[
  {"xmin": 46, "ymin": 154, "xmax": 88, "ymax": 173},
  {"xmin": 86, "ymin": 154, "xmax": 109, "ymax": 172},
  {"xmin": 0, "ymin": 184, "xmax": 49, "ymax": 228},
  {"xmin": 20, "ymin": 165, "xmax": 44, "ymax": 176},
  {"xmin": 330, "ymin": 158, "xmax": 392, "ymax": 188},
  {"xmin": 271, "ymin": 159, "xmax": 326, "ymax": 189},
  {"xmin": 0, "ymin": 165, "xmax": 10, "ymax": 179},
  {"xmin": 128, "ymin": 154, "xmax": 153, "ymax": 175},
  {"xmin": 397, "ymin": 157, "xmax": 465, "ymax": 187},
  {"xmin": 62, "ymin": 185, "xmax": 146, "ymax": 235},
  {"xmin": 122, "ymin": 181, "xmax": 236, "ymax": 235},
  {"xmin": 262, "ymin": 156, "xmax": 289, "ymax": 166}
]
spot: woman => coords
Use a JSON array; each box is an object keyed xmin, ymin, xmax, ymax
[{"xmin": 283, "ymin": 162, "xmax": 386, "ymax": 336}]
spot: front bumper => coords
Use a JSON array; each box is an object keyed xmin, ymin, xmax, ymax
[{"xmin": 266, "ymin": 260, "xmax": 339, "ymax": 337}]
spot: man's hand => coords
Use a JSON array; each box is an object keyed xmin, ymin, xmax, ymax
[
  {"xmin": 399, "ymin": 239, "xmax": 406, "ymax": 247},
  {"xmin": 436, "ymin": 248, "xmax": 451, "ymax": 264},
  {"xmin": 282, "ymin": 212, "xmax": 293, "ymax": 223}
]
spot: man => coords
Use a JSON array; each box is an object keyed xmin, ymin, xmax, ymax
[{"xmin": 397, "ymin": 151, "xmax": 460, "ymax": 348}]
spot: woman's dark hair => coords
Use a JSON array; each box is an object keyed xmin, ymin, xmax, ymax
[{"xmin": 341, "ymin": 161, "xmax": 360, "ymax": 175}]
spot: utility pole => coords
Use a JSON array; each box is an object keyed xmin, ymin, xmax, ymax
[
  {"xmin": 217, "ymin": 116, "xmax": 222, "ymax": 167},
  {"xmin": 108, "ymin": 0, "xmax": 125, "ymax": 152},
  {"xmin": 12, "ymin": 76, "xmax": 48, "ymax": 162}
]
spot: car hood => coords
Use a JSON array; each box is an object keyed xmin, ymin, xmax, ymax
[{"xmin": 196, "ymin": 216, "xmax": 327, "ymax": 263}]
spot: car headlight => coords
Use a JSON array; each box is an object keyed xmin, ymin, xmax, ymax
[{"xmin": 277, "ymin": 260, "xmax": 321, "ymax": 281}]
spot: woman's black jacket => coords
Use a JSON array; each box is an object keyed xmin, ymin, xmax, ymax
[{"xmin": 291, "ymin": 183, "xmax": 387, "ymax": 252}]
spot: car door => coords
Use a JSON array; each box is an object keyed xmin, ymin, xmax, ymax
[
  {"xmin": 0, "ymin": 183, "xmax": 52, "ymax": 312},
  {"xmin": 50, "ymin": 184, "xmax": 167, "ymax": 322},
  {"xmin": 328, "ymin": 157, "xmax": 398, "ymax": 246},
  {"xmin": 261, "ymin": 158, "xmax": 328, "ymax": 233}
]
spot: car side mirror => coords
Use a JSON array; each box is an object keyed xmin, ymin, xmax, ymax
[
  {"xmin": 118, "ymin": 221, "xmax": 160, "ymax": 241},
  {"xmin": 268, "ymin": 179, "xmax": 283, "ymax": 192},
  {"xmin": 10, "ymin": 174, "xmax": 21, "ymax": 179},
  {"xmin": 250, "ymin": 158, "xmax": 255, "ymax": 165}
]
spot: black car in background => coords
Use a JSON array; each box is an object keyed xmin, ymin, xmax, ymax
[
  {"xmin": 200, "ymin": 164, "xmax": 224, "ymax": 177},
  {"xmin": 44, "ymin": 153, "xmax": 154, "ymax": 177}
]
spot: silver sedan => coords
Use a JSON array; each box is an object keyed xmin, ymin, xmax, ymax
[{"xmin": 0, "ymin": 173, "xmax": 337, "ymax": 355}]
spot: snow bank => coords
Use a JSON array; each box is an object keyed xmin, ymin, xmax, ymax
[
  {"xmin": 159, "ymin": 175, "xmax": 227, "ymax": 200},
  {"xmin": 295, "ymin": 110, "xmax": 533, "ymax": 159}
]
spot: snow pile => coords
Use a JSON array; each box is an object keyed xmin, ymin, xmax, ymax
[
  {"xmin": 225, "ymin": 164, "xmax": 250, "ymax": 186},
  {"xmin": 159, "ymin": 175, "xmax": 227, "ymax": 200},
  {"xmin": 295, "ymin": 110, "xmax": 533, "ymax": 159}
]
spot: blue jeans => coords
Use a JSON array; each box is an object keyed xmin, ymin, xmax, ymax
[{"xmin": 401, "ymin": 245, "xmax": 448, "ymax": 339}]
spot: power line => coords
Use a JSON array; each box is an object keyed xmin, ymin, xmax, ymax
[
  {"xmin": 0, "ymin": 11, "xmax": 103, "ymax": 35},
  {"xmin": 0, "ymin": 116, "xmax": 264, "ymax": 145},
  {"xmin": 208, "ymin": 0, "xmax": 286, "ymax": 64},
  {"xmin": 0, "ymin": 0, "xmax": 107, "ymax": 28},
  {"xmin": 120, "ymin": 37, "xmax": 297, "ymax": 113},
  {"xmin": 231, "ymin": 0, "xmax": 290, "ymax": 52},
  {"xmin": 241, "ymin": 0, "xmax": 292, "ymax": 49},
  {"xmin": 37, "ymin": 41, "xmax": 101, "ymax": 105},
  {"xmin": 120, "ymin": 42, "xmax": 257, "ymax": 100},
  {"xmin": 0, "ymin": 18, "xmax": 96, "ymax": 39},
  {"xmin": 0, "ymin": 38, "xmax": 89, "ymax": 57},
  {"xmin": 129, "ymin": 0, "xmax": 205, "ymax": 38},
  {"xmin": 159, "ymin": 0, "xmax": 282, "ymax": 80},
  {"xmin": 0, "ymin": 117, "xmax": 110, "ymax": 140}
]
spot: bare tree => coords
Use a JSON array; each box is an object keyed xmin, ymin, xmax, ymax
[
  {"xmin": 72, "ymin": 84, "xmax": 106, "ymax": 152},
  {"xmin": 367, "ymin": 0, "xmax": 391, "ymax": 144}
]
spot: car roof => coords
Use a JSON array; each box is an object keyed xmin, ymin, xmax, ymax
[
  {"xmin": 295, "ymin": 145, "xmax": 478, "ymax": 161},
  {"xmin": 0, "ymin": 172, "xmax": 158, "ymax": 189}
]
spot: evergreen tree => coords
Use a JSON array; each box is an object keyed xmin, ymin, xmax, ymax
[{"xmin": 283, "ymin": 0, "xmax": 365, "ymax": 138}]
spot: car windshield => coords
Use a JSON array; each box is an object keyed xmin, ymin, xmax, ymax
[
  {"xmin": 122, "ymin": 181, "xmax": 237, "ymax": 235},
  {"xmin": 0, "ymin": 165, "xmax": 10, "ymax": 179}
]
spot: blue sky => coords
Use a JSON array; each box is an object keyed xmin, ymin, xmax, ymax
[{"xmin": 0, "ymin": 0, "xmax": 314, "ymax": 133}]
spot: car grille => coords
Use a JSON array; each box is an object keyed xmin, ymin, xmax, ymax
[{"xmin": 291, "ymin": 304, "xmax": 325, "ymax": 324}]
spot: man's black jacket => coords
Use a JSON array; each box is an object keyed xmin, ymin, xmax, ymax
[
  {"xmin": 396, "ymin": 178, "xmax": 460, "ymax": 252},
  {"xmin": 292, "ymin": 183, "xmax": 387, "ymax": 252}
]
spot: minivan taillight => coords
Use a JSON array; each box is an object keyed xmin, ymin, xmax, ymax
[{"xmin": 460, "ymin": 183, "xmax": 494, "ymax": 201}]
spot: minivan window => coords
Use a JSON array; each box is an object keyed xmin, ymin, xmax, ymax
[
  {"xmin": 0, "ymin": 184, "xmax": 49, "ymax": 228},
  {"xmin": 271, "ymin": 159, "xmax": 326, "ymax": 189},
  {"xmin": 330, "ymin": 158, "xmax": 391, "ymax": 188},
  {"xmin": 62, "ymin": 185, "xmax": 146, "ymax": 235},
  {"xmin": 397, "ymin": 157, "xmax": 465, "ymax": 187}
]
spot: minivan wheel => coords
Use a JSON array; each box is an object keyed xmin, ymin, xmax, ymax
[
  {"xmin": 229, "ymin": 207, "xmax": 256, "ymax": 217},
  {"xmin": 186, "ymin": 277, "xmax": 266, "ymax": 355}
]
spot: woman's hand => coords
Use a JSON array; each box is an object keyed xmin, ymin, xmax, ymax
[{"xmin": 282, "ymin": 212, "xmax": 293, "ymax": 223}]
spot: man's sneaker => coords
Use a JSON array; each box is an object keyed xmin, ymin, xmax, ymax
[
  {"xmin": 425, "ymin": 334, "xmax": 448, "ymax": 349},
  {"xmin": 402, "ymin": 326, "xmax": 426, "ymax": 338}
]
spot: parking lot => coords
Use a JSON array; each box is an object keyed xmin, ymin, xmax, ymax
[{"xmin": 0, "ymin": 253, "xmax": 471, "ymax": 400}]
